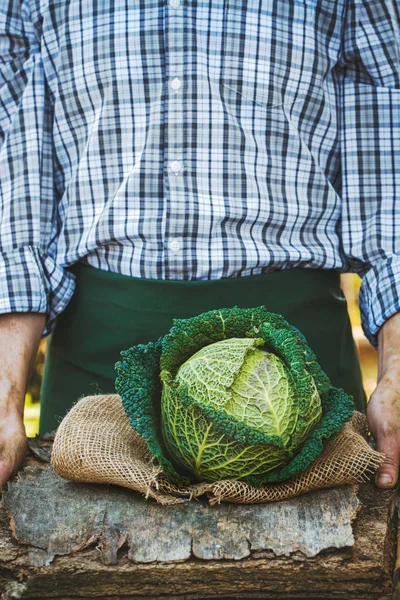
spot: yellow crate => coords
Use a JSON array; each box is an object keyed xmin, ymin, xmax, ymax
[{"xmin": 23, "ymin": 392, "xmax": 41, "ymax": 438}]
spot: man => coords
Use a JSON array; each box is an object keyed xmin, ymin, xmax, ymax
[{"xmin": 0, "ymin": 0, "xmax": 399, "ymax": 490}]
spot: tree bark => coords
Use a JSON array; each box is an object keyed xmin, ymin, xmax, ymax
[{"xmin": 0, "ymin": 451, "xmax": 397, "ymax": 600}]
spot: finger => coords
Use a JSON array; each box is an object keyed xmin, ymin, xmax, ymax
[
  {"xmin": 0, "ymin": 459, "xmax": 14, "ymax": 491},
  {"xmin": 374, "ymin": 430, "xmax": 400, "ymax": 488},
  {"xmin": 0, "ymin": 442, "xmax": 26, "ymax": 490}
]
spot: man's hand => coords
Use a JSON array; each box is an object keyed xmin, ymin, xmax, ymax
[
  {"xmin": 0, "ymin": 410, "xmax": 28, "ymax": 489},
  {"xmin": 368, "ymin": 312, "xmax": 400, "ymax": 488},
  {"xmin": 0, "ymin": 313, "xmax": 46, "ymax": 491}
]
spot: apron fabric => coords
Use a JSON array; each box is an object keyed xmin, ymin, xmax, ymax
[{"xmin": 39, "ymin": 263, "xmax": 367, "ymax": 434}]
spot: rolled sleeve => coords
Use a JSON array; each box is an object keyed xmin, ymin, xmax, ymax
[
  {"xmin": 0, "ymin": 247, "xmax": 75, "ymax": 335},
  {"xmin": 338, "ymin": 0, "xmax": 400, "ymax": 348},
  {"xmin": 359, "ymin": 258, "xmax": 400, "ymax": 348}
]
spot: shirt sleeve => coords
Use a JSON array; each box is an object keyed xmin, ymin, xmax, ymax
[
  {"xmin": 0, "ymin": 0, "xmax": 75, "ymax": 335},
  {"xmin": 338, "ymin": 0, "xmax": 400, "ymax": 348}
]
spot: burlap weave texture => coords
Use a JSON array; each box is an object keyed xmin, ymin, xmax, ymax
[{"xmin": 51, "ymin": 394, "xmax": 384, "ymax": 506}]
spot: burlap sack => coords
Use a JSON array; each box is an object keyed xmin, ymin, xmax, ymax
[{"xmin": 51, "ymin": 394, "xmax": 384, "ymax": 506}]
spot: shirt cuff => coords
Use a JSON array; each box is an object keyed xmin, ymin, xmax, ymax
[
  {"xmin": 359, "ymin": 257, "xmax": 400, "ymax": 349},
  {"xmin": 0, "ymin": 246, "xmax": 75, "ymax": 336}
]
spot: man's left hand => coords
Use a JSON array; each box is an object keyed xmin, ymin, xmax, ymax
[{"xmin": 367, "ymin": 312, "xmax": 400, "ymax": 488}]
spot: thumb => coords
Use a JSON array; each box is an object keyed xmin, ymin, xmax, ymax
[{"xmin": 374, "ymin": 429, "xmax": 399, "ymax": 488}]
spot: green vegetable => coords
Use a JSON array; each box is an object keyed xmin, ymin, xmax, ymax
[{"xmin": 115, "ymin": 306, "xmax": 354, "ymax": 487}]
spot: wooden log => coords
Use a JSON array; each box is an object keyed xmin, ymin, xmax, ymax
[{"xmin": 0, "ymin": 450, "xmax": 397, "ymax": 600}]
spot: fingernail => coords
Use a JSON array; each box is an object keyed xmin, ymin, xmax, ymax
[{"xmin": 377, "ymin": 474, "xmax": 393, "ymax": 485}]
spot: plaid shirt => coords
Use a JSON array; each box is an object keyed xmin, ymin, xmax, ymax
[{"xmin": 0, "ymin": 0, "xmax": 399, "ymax": 345}]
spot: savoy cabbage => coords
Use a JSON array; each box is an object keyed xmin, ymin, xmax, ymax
[{"xmin": 115, "ymin": 306, "xmax": 354, "ymax": 487}]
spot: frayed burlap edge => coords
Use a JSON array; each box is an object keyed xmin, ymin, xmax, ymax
[{"xmin": 51, "ymin": 394, "xmax": 384, "ymax": 506}]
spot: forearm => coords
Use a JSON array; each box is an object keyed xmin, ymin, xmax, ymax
[
  {"xmin": 0, "ymin": 313, "xmax": 46, "ymax": 419},
  {"xmin": 368, "ymin": 311, "xmax": 400, "ymax": 487},
  {"xmin": 377, "ymin": 313, "xmax": 400, "ymax": 378}
]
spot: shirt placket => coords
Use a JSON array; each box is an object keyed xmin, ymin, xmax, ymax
[{"xmin": 164, "ymin": 0, "xmax": 186, "ymax": 274}]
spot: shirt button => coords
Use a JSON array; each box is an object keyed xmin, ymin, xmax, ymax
[
  {"xmin": 169, "ymin": 238, "xmax": 182, "ymax": 253},
  {"xmin": 169, "ymin": 0, "xmax": 180, "ymax": 7},
  {"xmin": 170, "ymin": 77, "xmax": 182, "ymax": 91},
  {"xmin": 170, "ymin": 160, "xmax": 182, "ymax": 174}
]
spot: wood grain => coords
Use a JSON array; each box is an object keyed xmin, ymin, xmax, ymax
[{"xmin": 0, "ymin": 458, "xmax": 397, "ymax": 599}]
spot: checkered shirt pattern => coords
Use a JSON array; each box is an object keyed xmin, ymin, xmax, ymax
[{"xmin": 0, "ymin": 0, "xmax": 399, "ymax": 344}]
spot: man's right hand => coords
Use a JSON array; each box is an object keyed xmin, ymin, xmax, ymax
[
  {"xmin": 0, "ymin": 410, "xmax": 27, "ymax": 489},
  {"xmin": 0, "ymin": 313, "xmax": 46, "ymax": 491}
]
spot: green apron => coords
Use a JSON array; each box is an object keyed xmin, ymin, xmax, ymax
[{"xmin": 39, "ymin": 263, "xmax": 366, "ymax": 434}]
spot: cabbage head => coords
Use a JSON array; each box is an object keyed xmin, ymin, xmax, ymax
[{"xmin": 115, "ymin": 307, "xmax": 355, "ymax": 487}]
